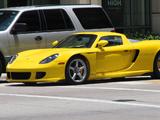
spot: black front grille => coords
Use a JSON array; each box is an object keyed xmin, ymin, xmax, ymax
[{"xmin": 9, "ymin": 72, "xmax": 31, "ymax": 80}]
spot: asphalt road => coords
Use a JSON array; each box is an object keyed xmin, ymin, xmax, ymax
[{"xmin": 0, "ymin": 75, "xmax": 160, "ymax": 120}]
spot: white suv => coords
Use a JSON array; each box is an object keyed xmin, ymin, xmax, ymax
[{"xmin": 0, "ymin": 5, "xmax": 114, "ymax": 75}]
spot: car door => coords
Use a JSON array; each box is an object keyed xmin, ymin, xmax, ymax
[
  {"xmin": 9, "ymin": 10, "xmax": 46, "ymax": 54},
  {"xmin": 96, "ymin": 35, "xmax": 136, "ymax": 73}
]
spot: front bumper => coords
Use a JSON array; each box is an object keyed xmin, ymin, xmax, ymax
[
  {"xmin": 7, "ymin": 72, "xmax": 46, "ymax": 80},
  {"xmin": 7, "ymin": 63, "xmax": 65, "ymax": 83}
]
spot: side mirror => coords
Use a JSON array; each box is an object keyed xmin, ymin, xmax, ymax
[
  {"xmin": 10, "ymin": 23, "xmax": 27, "ymax": 34},
  {"xmin": 97, "ymin": 40, "xmax": 108, "ymax": 48},
  {"xmin": 52, "ymin": 41, "xmax": 59, "ymax": 47}
]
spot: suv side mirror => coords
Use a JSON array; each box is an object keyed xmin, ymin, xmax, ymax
[
  {"xmin": 10, "ymin": 23, "xmax": 27, "ymax": 34},
  {"xmin": 97, "ymin": 40, "xmax": 108, "ymax": 48},
  {"xmin": 52, "ymin": 41, "xmax": 59, "ymax": 47}
]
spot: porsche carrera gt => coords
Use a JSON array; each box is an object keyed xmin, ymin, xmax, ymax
[{"xmin": 6, "ymin": 32, "xmax": 160, "ymax": 84}]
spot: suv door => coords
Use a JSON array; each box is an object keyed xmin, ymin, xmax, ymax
[
  {"xmin": 9, "ymin": 10, "xmax": 46, "ymax": 54},
  {"xmin": 41, "ymin": 9, "xmax": 75, "ymax": 47}
]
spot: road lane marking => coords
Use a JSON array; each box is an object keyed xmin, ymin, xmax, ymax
[
  {"xmin": 0, "ymin": 93, "xmax": 160, "ymax": 109},
  {"xmin": 115, "ymin": 81, "xmax": 150, "ymax": 85},
  {"xmin": 0, "ymin": 82, "xmax": 160, "ymax": 95},
  {"xmin": 56, "ymin": 86, "xmax": 160, "ymax": 93},
  {"xmin": 0, "ymin": 83, "xmax": 160, "ymax": 93}
]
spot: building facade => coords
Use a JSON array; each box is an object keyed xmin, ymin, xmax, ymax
[
  {"xmin": 0, "ymin": 0, "xmax": 159, "ymax": 34},
  {"xmin": 152, "ymin": 0, "xmax": 160, "ymax": 33}
]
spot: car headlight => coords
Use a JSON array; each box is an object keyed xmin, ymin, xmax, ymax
[
  {"xmin": 8, "ymin": 54, "xmax": 18, "ymax": 64},
  {"xmin": 40, "ymin": 54, "xmax": 59, "ymax": 64}
]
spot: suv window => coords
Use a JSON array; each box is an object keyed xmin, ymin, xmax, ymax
[
  {"xmin": 0, "ymin": 11, "xmax": 18, "ymax": 31},
  {"xmin": 100, "ymin": 36, "xmax": 123, "ymax": 46},
  {"xmin": 43, "ymin": 9, "xmax": 74, "ymax": 31},
  {"xmin": 73, "ymin": 8, "xmax": 113, "ymax": 29},
  {"xmin": 16, "ymin": 10, "xmax": 41, "ymax": 33}
]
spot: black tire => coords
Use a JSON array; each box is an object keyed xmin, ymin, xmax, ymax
[
  {"xmin": 65, "ymin": 56, "xmax": 89, "ymax": 84},
  {"xmin": 152, "ymin": 51, "xmax": 160, "ymax": 79}
]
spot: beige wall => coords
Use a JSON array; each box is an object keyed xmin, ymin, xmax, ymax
[
  {"xmin": 152, "ymin": 0, "xmax": 160, "ymax": 34},
  {"xmin": 2, "ymin": 0, "xmax": 101, "ymax": 7},
  {"xmin": 60, "ymin": 0, "xmax": 101, "ymax": 5},
  {"xmin": 78, "ymin": 0, "xmax": 101, "ymax": 5},
  {"xmin": 60, "ymin": 0, "xmax": 78, "ymax": 4},
  {"xmin": 90, "ymin": 0, "xmax": 101, "ymax": 5},
  {"xmin": 0, "ymin": 0, "xmax": 102, "ymax": 8}
]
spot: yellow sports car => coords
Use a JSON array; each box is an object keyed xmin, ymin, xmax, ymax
[{"xmin": 7, "ymin": 32, "xmax": 160, "ymax": 85}]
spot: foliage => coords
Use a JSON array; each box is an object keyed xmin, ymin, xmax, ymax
[{"xmin": 126, "ymin": 32, "xmax": 160, "ymax": 40}]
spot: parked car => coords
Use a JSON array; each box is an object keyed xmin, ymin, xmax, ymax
[
  {"xmin": 7, "ymin": 32, "xmax": 160, "ymax": 85},
  {"xmin": 0, "ymin": 5, "xmax": 114, "ymax": 76}
]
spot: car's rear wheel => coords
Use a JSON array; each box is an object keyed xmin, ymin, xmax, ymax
[
  {"xmin": 65, "ymin": 57, "xmax": 89, "ymax": 84},
  {"xmin": 152, "ymin": 51, "xmax": 160, "ymax": 79}
]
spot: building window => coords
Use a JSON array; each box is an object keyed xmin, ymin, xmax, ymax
[
  {"xmin": 102, "ymin": 0, "xmax": 151, "ymax": 33},
  {"xmin": 8, "ymin": 0, "xmax": 28, "ymax": 7}
]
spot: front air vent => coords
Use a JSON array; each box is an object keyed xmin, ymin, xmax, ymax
[{"xmin": 10, "ymin": 72, "xmax": 31, "ymax": 80}]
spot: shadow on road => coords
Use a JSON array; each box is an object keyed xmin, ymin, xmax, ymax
[{"xmin": 6, "ymin": 76, "xmax": 153, "ymax": 87}]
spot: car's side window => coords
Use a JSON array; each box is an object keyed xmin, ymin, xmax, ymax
[
  {"xmin": 73, "ymin": 8, "xmax": 113, "ymax": 29},
  {"xmin": 16, "ymin": 10, "xmax": 41, "ymax": 33},
  {"xmin": 100, "ymin": 36, "xmax": 123, "ymax": 46},
  {"xmin": 43, "ymin": 9, "xmax": 74, "ymax": 31}
]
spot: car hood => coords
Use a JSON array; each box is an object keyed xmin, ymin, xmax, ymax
[{"xmin": 15, "ymin": 48, "xmax": 92, "ymax": 64}]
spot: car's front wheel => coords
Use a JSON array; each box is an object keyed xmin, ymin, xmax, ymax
[
  {"xmin": 65, "ymin": 57, "xmax": 89, "ymax": 84},
  {"xmin": 152, "ymin": 51, "xmax": 160, "ymax": 79}
]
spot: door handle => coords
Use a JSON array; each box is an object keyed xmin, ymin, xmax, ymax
[{"xmin": 35, "ymin": 36, "xmax": 42, "ymax": 41}]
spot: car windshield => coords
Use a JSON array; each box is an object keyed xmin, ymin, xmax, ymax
[
  {"xmin": 56, "ymin": 34, "xmax": 97, "ymax": 48},
  {"xmin": 0, "ymin": 11, "xmax": 18, "ymax": 31}
]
